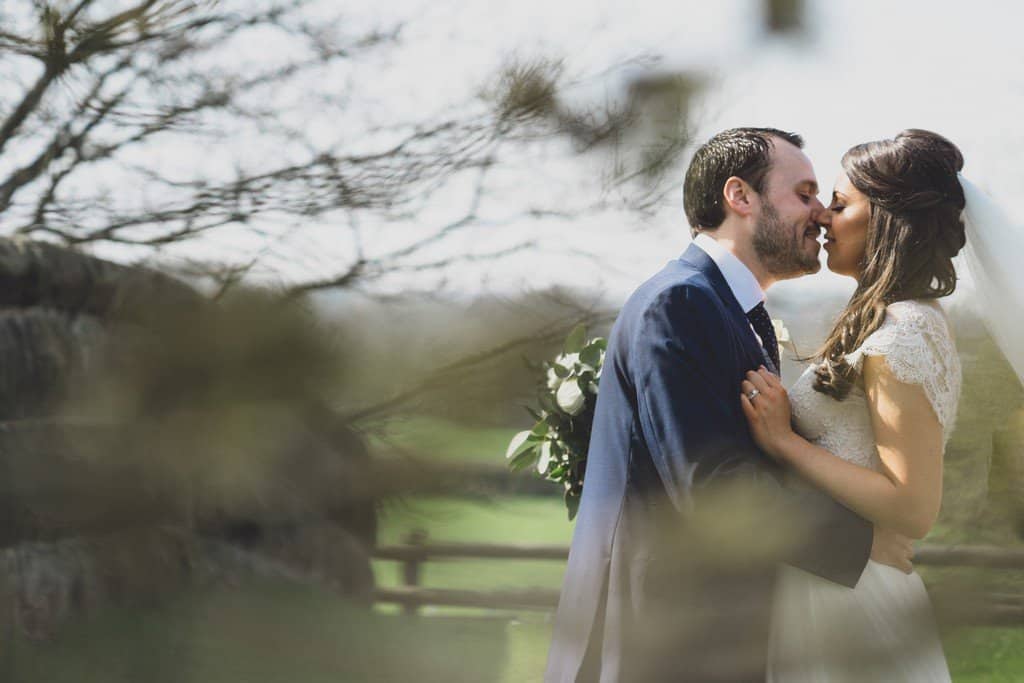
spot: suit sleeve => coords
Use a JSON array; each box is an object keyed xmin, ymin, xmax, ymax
[{"xmin": 631, "ymin": 285, "xmax": 872, "ymax": 588}]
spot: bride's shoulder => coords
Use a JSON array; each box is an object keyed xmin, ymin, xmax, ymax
[
  {"xmin": 863, "ymin": 298, "xmax": 962, "ymax": 435},
  {"xmin": 878, "ymin": 299, "xmax": 953, "ymax": 338},
  {"xmin": 847, "ymin": 298, "xmax": 957, "ymax": 371},
  {"xmin": 884, "ymin": 298, "xmax": 947, "ymax": 320}
]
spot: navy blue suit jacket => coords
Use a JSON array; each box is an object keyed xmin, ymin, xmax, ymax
[{"xmin": 544, "ymin": 244, "xmax": 872, "ymax": 682}]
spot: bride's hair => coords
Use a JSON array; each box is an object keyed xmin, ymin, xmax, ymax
[{"xmin": 814, "ymin": 129, "xmax": 967, "ymax": 400}]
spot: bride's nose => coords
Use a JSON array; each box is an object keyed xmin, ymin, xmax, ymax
[{"xmin": 812, "ymin": 206, "xmax": 832, "ymax": 226}]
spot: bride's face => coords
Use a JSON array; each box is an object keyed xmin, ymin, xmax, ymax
[{"xmin": 822, "ymin": 172, "xmax": 870, "ymax": 277}]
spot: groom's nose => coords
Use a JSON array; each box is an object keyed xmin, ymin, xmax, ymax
[{"xmin": 811, "ymin": 205, "xmax": 832, "ymax": 226}]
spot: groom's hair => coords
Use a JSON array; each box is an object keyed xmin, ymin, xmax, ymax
[{"xmin": 684, "ymin": 127, "xmax": 803, "ymax": 234}]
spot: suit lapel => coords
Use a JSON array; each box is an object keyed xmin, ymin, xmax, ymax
[{"xmin": 678, "ymin": 243, "xmax": 779, "ymax": 374}]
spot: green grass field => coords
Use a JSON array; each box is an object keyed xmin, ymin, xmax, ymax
[
  {"xmin": 4, "ymin": 581, "xmax": 510, "ymax": 683},
  {"xmin": 372, "ymin": 416, "xmax": 1024, "ymax": 682}
]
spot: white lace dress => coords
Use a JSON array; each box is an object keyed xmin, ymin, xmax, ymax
[{"xmin": 767, "ymin": 300, "xmax": 959, "ymax": 682}]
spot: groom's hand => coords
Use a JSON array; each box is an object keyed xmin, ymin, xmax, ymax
[{"xmin": 870, "ymin": 525, "xmax": 914, "ymax": 574}]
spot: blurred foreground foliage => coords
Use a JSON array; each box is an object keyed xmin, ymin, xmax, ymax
[
  {"xmin": 4, "ymin": 579, "xmax": 508, "ymax": 682},
  {"xmin": 0, "ymin": 238, "xmax": 390, "ymax": 660}
]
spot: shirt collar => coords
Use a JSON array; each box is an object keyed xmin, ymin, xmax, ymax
[{"xmin": 692, "ymin": 232, "xmax": 765, "ymax": 313}]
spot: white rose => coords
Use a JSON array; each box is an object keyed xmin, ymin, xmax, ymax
[
  {"xmin": 555, "ymin": 352, "xmax": 579, "ymax": 370},
  {"xmin": 537, "ymin": 440, "xmax": 553, "ymax": 474},
  {"xmin": 556, "ymin": 379, "xmax": 586, "ymax": 415},
  {"xmin": 546, "ymin": 367, "xmax": 563, "ymax": 390},
  {"xmin": 505, "ymin": 430, "xmax": 532, "ymax": 459}
]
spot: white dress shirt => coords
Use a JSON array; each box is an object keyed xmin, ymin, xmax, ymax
[
  {"xmin": 692, "ymin": 232, "xmax": 765, "ymax": 314},
  {"xmin": 691, "ymin": 232, "xmax": 775, "ymax": 357}
]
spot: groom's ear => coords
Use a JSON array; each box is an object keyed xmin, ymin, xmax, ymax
[{"xmin": 723, "ymin": 176, "xmax": 756, "ymax": 218}]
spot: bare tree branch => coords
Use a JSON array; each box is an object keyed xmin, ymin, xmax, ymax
[
  {"xmin": 0, "ymin": 63, "xmax": 62, "ymax": 157},
  {"xmin": 0, "ymin": 1, "xmax": 699, "ymax": 296},
  {"xmin": 0, "ymin": 55, "xmax": 134, "ymax": 213}
]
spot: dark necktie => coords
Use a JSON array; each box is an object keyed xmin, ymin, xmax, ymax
[{"xmin": 746, "ymin": 301, "xmax": 780, "ymax": 372}]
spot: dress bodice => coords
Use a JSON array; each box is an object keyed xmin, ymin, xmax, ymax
[{"xmin": 788, "ymin": 300, "xmax": 962, "ymax": 472}]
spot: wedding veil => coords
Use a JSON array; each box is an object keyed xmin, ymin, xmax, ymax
[{"xmin": 958, "ymin": 174, "xmax": 1024, "ymax": 386}]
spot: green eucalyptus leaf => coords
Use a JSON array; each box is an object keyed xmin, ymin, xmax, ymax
[
  {"xmin": 564, "ymin": 324, "xmax": 587, "ymax": 354},
  {"xmin": 565, "ymin": 492, "xmax": 581, "ymax": 521},
  {"xmin": 536, "ymin": 441, "xmax": 554, "ymax": 475},
  {"xmin": 580, "ymin": 344, "xmax": 601, "ymax": 367},
  {"xmin": 507, "ymin": 432, "xmax": 532, "ymax": 458},
  {"xmin": 509, "ymin": 446, "xmax": 539, "ymax": 471},
  {"xmin": 505, "ymin": 430, "xmax": 533, "ymax": 459}
]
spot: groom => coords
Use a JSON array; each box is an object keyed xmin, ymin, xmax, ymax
[{"xmin": 544, "ymin": 128, "xmax": 913, "ymax": 682}]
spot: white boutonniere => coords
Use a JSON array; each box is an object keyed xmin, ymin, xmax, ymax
[
  {"xmin": 770, "ymin": 317, "xmax": 803, "ymax": 361},
  {"xmin": 771, "ymin": 318, "xmax": 790, "ymax": 346}
]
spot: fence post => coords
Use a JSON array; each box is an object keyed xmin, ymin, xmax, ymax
[{"xmin": 402, "ymin": 528, "xmax": 427, "ymax": 616}]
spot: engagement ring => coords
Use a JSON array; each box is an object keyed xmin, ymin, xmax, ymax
[{"xmin": 747, "ymin": 389, "xmax": 760, "ymax": 401}]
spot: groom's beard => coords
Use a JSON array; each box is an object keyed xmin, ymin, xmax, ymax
[{"xmin": 753, "ymin": 199, "xmax": 820, "ymax": 278}]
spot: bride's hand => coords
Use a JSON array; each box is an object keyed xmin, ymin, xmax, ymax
[{"xmin": 740, "ymin": 366, "xmax": 796, "ymax": 461}]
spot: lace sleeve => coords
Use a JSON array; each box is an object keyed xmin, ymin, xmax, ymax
[{"xmin": 845, "ymin": 301, "xmax": 961, "ymax": 440}]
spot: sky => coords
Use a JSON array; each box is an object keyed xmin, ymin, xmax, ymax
[
  {"xmin": 290, "ymin": 0, "xmax": 1023, "ymax": 310},
  {"xmin": 19, "ymin": 0, "xmax": 1022, "ymax": 311}
]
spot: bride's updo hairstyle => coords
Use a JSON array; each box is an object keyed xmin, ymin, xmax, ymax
[{"xmin": 814, "ymin": 129, "xmax": 967, "ymax": 400}]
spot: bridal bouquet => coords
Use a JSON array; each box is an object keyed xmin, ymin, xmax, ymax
[{"xmin": 506, "ymin": 324, "xmax": 605, "ymax": 520}]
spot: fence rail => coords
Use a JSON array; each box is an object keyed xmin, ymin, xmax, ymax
[
  {"xmin": 373, "ymin": 532, "xmax": 1024, "ymax": 624},
  {"xmin": 375, "ymin": 586, "xmax": 560, "ymax": 611},
  {"xmin": 374, "ymin": 541, "xmax": 569, "ymax": 562}
]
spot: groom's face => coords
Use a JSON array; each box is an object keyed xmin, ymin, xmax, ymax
[{"xmin": 751, "ymin": 140, "xmax": 824, "ymax": 278}]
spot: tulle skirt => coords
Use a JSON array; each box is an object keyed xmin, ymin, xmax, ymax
[{"xmin": 767, "ymin": 560, "xmax": 951, "ymax": 682}]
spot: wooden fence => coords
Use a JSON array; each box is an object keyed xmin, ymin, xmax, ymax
[{"xmin": 373, "ymin": 530, "xmax": 1024, "ymax": 625}]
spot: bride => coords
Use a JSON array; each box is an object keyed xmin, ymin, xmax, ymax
[{"xmin": 739, "ymin": 129, "xmax": 987, "ymax": 681}]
